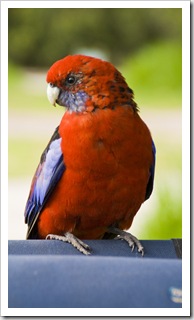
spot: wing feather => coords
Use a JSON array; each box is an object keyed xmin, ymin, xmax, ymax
[
  {"xmin": 145, "ymin": 140, "xmax": 156, "ymax": 201},
  {"xmin": 24, "ymin": 127, "xmax": 66, "ymax": 238}
]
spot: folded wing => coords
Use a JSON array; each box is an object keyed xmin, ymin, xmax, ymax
[{"xmin": 24, "ymin": 127, "xmax": 66, "ymax": 238}]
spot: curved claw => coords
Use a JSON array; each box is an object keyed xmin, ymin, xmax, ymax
[
  {"xmin": 108, "ymin": 226, "xmax": 144, "ymax": 256},
  {"xmin": 46, "ymin": 232, "xmax": 91, "ymax": 255}
]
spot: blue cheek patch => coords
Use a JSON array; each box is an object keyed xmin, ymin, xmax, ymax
[{"xmin": 58, "ymin": 90, "xmax": 89, "ymax": 112}]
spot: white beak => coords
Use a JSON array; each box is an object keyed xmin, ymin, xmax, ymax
[{"xmin": 47, "ymin": 83, "xmax": 60, "ymax": 106}]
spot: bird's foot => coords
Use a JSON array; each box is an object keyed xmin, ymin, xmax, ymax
[
  {"xmin": 107, "ymin": 226, "xmax": 144, "ymax": 256},
  {"xmin": 46, "ymin": 232, "xmax": 91, "ymax": 255}
]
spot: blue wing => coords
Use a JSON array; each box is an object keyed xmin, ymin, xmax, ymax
[
  {"xmin": 24, "ymin": 127, "xmax": 66, "ymax": 238},
  {"xmin": 145, "ymin": 139, "xmax": 156, "ymax": 201}
]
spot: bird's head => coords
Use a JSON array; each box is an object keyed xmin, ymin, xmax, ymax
[{"xmin": 46, "ymin": 54, "xmax": 136, "ymax": 113}]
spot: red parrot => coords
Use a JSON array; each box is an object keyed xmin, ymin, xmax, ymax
[{"xmin": 24, "ymin": 54, "xmax": 156, "ymax": 255}]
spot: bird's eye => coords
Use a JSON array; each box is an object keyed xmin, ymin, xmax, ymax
[
  {"xmin": 66, "ymin": 75, "xmax": 77, "ymax": 85},
  {"xmin": 49, "ymin": 82, "xmax": 55, "ymax": 88}
]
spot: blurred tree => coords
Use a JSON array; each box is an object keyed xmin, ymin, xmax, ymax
[{"xmin": 8, "ymin": 8, "xmax": 181, "ymax": 67}]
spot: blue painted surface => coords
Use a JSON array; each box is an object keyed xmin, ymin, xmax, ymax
[{"xmin": 8, "ymin": 240, "xmax": 182, "ymax": 308}]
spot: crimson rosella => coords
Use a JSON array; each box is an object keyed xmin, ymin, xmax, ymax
[{"xmin": 24, "ymin": 54, "xmax": 156, "ymax": 255}]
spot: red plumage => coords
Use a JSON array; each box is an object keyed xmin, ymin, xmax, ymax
[{"xmin": 25, "ymin": 55, "xmax": 155, "ymax": 255}]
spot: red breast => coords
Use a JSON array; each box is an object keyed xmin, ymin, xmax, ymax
[{"xmin": 37, "ymin": 105, "xmax": 153, "ymax": 240}]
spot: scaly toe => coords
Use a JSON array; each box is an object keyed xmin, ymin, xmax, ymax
[
  {"xmin": 108, "ymin": 226, "xmax": 144, "ymax": 256},
  {"xmin": 46, "ymin": 233, "xmax": 91, "ymax": 255}
]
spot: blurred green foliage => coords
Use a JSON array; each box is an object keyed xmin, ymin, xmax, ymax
[
  {"xmin": 121, "ymin": 41, "xmax": 182, "ymax": 108},
  {"xmin": 8, "ymin": 63, "xmax": 48, "ymax": 112},
  {"xmin": 8, "ymin": 8, "xmax": 181, "ymax": 67},
  {"xmin": 9, "ymin": 138, "xmax": 45, "ymax": 177},
  {"xmin": 140, "ymin": 184, "xmax": 182, "ymax": 239}
]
